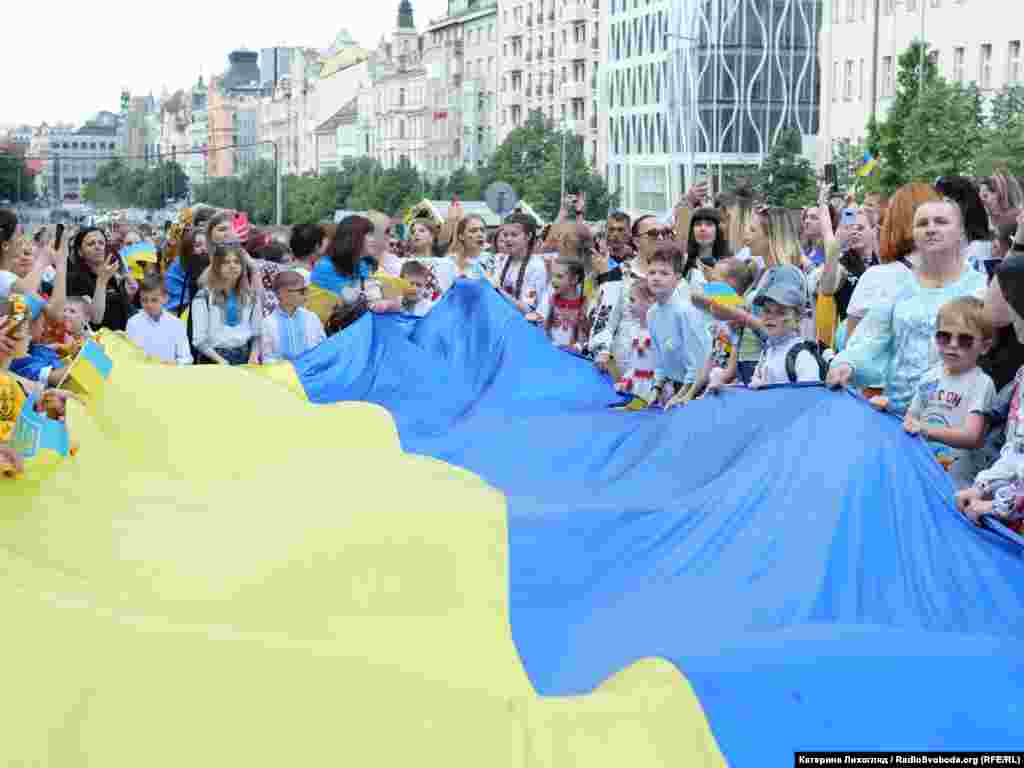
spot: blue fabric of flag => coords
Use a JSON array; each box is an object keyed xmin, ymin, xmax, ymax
[{"xmin": 293, "ymin": 279, "xmax": 1024, "ymax": 766}]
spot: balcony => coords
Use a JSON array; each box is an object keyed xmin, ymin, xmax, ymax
[
  {"xmin": 561, "ymin": 80, "xmax": 589, "ymax": 100},
  {"xmin": 565, "ymin": 42, "xmax": 589, "ymax": 60}
]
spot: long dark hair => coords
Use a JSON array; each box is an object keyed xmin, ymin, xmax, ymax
[
  {"xmin": 70, "ymin": 226, "xmax": 107, "ymax": 272},
  {"xmin": 498, "ymin": 213, "xmax": 538, "ymax": 300},
  {"xmin": 0, "ymin": 209, "xmax": 17, "ymax": 256},
  {"xmin": 685, "ymin": 208, "xmax": 729, "ymax": 277},
  {"xmin": 332, "ymin": 215, "xmax": 375, "ymax": 277},
  {"xmin": 935, "ymin": 175, "xmax": 991, "ymax": 244}
]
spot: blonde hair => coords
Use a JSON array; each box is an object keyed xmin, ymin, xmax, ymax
[
  {"xmin": 206, "ymin": 244, "xmax": 254, "ymax": 306},
  {"xmin": 880, "ymin": 182, "xmax": 941, "ymax": 264},
  {"xmin": 756, "ymin": 208, "xmax": 802, "ymax": 268},
  {"xmin": 937, "ymin": 296, "xmax": 994, "ymax": 340}
]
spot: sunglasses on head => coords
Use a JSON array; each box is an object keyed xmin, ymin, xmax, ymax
[{"xmin": 935, "ymin": 330, "xmax": 978, "ymax": 349}]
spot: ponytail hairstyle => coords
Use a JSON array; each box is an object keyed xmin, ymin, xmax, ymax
[{"xmin": 498, "ymin": 213, "xmax": 538, "ymax": 300}]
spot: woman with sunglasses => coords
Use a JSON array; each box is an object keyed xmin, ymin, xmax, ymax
[{"xmin": 826, "ymin": 199, "xmax": 988, "ymax": 415}]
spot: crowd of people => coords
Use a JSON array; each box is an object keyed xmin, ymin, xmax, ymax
[{"xmin": 4, "ymin": 170, "xmax": 1024, "ymax": 533}]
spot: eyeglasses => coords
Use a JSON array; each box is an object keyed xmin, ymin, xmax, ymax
[
  {"xmin": 934, "ymin": 330, "xmax": 978, "ymax": 349},
  {"xmin": 638, "ymin": 229, "xmax": 671, "ymax": 240}
]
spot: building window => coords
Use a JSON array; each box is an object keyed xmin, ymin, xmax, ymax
[
  {"xmin": 832, "ymin": 0, "xmax": 841, "ymax": 21},
  {"xmin": 906, "ymin": 0, "xmax": 916, "ymax": 10},
  {"xmin": 980, "ymin": 43, "xmax": 993, "ymax": 89},
  {"xmin": 858, "ymin": 58, "xmax": 865, "ymax": 100},
  {"xmin": 843, "ymin": 60, "xmax": 855, "ymax": 100},
  {"xmin": 832, "ymin": 61, "xmax": 840, "ymax": 101},
  {"xmin": 1009, "ymin": 41, "xmax": 1022, "ymax": 84},
  {"xmin": 635, "ymin": 166, "xmax": 666, "ymax": 212},
  {"xmin": 953, "ymin": 46, "xmax": 966, "ymax": 83},
  {"xmin": 881, "ymin": 56, "xmax": 894, "ymax": 97},
  {"xmin": 846, "ymin": 0, "xmax": 855, "ymax": 21},
  {"xmin": 881, "ymin": 0, "xmax": 893, "ymax": 13}
]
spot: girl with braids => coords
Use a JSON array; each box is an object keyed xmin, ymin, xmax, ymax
[
  {"xmin": 490, "ymin": 213, "xmax": 548, "ymax": 316},
  {"xmin": 530, "ymin": 255, "xmax": 587, "ymax": 351}
]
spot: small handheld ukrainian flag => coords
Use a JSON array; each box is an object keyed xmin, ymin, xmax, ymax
[
  {"xmin": 61, "ymin": 338, "xmax": 113, "ymax": 400},
  {"xmin": 120, "ymin": 242, "xmax": 159, "ymax": 280},
  {"xmin": 9, "ymin": 396, "xmax": 70, "ymax": 461},
  {"xmin": 702, "ymin": 282, "xmax": 744, "ymax": 308},
  {"xmin": 856, "ymin": 150, "xmax": 879, "ymax": 178}
]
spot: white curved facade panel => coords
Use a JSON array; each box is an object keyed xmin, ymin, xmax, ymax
[{"xmin": 605, "ymin": 0, "xmax": 821, "ymax": 213}]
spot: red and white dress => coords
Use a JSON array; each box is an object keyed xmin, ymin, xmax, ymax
[
  {"xmin": 617, "ymin": 330, "xmax": 657, "ymax": 402},
  {"xmin": 537, "ymin": 291, "xmax": 585, "ymax": 350}
]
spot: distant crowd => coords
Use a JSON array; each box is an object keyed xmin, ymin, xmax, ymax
[{"xmin": 3, "ymin": 171, "xmax": 1024, "ymax": 532}]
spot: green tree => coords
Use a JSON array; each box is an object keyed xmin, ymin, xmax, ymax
[
  {"xmin": 974, "ymin": 85, "xmax": 1024, "ymax": 177},
  {"xmin": 482, "ymin": 110, "xmax": 617, "ymax": 220},
  {"xmin": 0, "ymin": 154, "xmax": 32, "ymax": 203},
  {"xmin": 902, "ymin": 80, "xmax": 985, "ymax": 182},
  {"xmin": 753, "ymin": 127, "xmax": 817, "ymax": 208},
  {"xmin": 871, "ymin": 41, "xmax": 940, "ymax": 194}
]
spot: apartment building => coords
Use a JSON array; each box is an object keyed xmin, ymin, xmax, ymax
[
  {"xmin": 423, "ymin": 0, "xmax": 500, "ymax": 178},
  {"xmin": 819, "ymin": 0, "xmax": 1024, "ymax": 156},
  {"xmin": 498, "ymin": 0, "xmax": 603, "ymax": 169}
]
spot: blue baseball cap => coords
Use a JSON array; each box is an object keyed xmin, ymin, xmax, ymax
[{"xmin": 753, "ymin": 265, "xmax": 808, "ymax": 309}]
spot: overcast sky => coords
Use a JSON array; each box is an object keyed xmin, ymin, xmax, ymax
[{"xmin": 4, "ymin": 0, "xmax": 449, "ymax": 127}]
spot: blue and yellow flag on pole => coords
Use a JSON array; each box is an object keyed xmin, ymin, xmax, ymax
[
  {"xmin": 62, "ymin": 338, "xmax": 113, "ymax": 399},
  {"xmin": 856, "ymin": 150, "xmax": 879, "ymax": 177},
  {"xmin": 9, "ymin": 396, "xmax": 70, "ymax": 460}
]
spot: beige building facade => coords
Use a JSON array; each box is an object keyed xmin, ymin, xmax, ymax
[
  {"xmin": 819, "ymin": 0, "xmax": 1024, "ymax": 158},
  {"xmin": 497, "ymin": 0, "xmax": 603, "ymax": 169}
]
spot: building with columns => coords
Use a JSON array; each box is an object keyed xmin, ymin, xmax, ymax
[
  {"xmin": 497, "ymin": 0, "xmax": 603, "ymax": 169},
  {"xmin": 369, "ymin": 0, "xmax": 430, "ymax": 170},
  {"xmin": 257, "ymin": 48, "xmax": 320, "ymax": 175},
  {"xmin": 422, "ymin": 0, "xmax": 500, "ymax": 178},
  {"xmin": 818, "ymin": 0, "xmax": 1024, "ymax": 160}
]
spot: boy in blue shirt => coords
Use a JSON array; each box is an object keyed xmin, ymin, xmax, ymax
[{"xmin": 646, "ymin": 244, "xmax": 712, "ymax": 409}]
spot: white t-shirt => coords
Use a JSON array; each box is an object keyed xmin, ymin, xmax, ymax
[
  {"xmin": 750, "ymin": 333, "xmax": 820, "ymax": 387},
  {"xmin": 845, "ymin": 261, "xmax": 914, "ymax": 320},
  {"xmin": 0, "ymin": 270, "xmax": 16, "ymax": 300},
  {"xmin": 908, "ymin": 364, "xmax": 996, "ymax": 489}
]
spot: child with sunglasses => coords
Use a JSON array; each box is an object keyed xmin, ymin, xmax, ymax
[{"xmin": 903, "ymin": 297, "xmax": 995, "ymax": 488}]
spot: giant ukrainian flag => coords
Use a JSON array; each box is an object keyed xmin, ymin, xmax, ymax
[{"xmin": 2, "ymin": 281, "xmax": 1022, "ymax": 766}]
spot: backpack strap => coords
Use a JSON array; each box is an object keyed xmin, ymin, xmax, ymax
[{"xmin": 785, "ymin": 340, "xmax": 827, "ymax": 383}]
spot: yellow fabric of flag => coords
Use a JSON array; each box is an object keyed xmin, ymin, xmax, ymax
[{"xmin": 0, "ymin": 331, "xmax": 725, "ymax": 768}]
